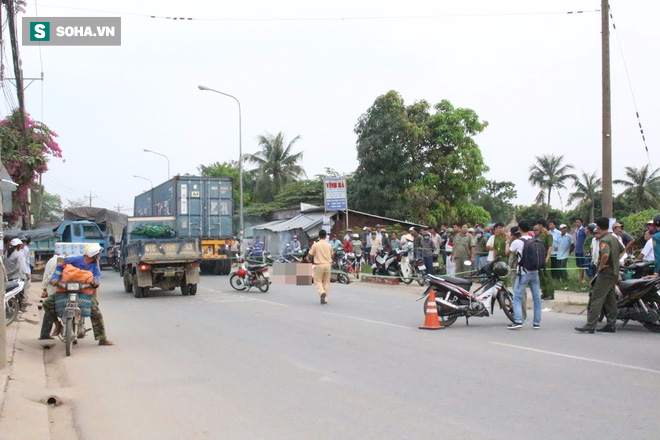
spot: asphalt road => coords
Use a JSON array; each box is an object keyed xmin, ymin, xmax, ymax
[{"xmin": 54, "ymin": 271, "xmax": 660, "ymax": 440}]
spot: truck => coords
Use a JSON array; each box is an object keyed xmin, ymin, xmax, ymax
[
  {"xmin": 134, "ymin": 176, "xmax": 235, "ymax": 275},
  {"xmin": 6, "ymin": 220, "xmax": 109, "ymax": 270},
  {"xmin": 120, "ymin": 216, "xmax": 202, "ymax": 298}
]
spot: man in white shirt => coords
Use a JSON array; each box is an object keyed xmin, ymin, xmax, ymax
[
  {"xmin": 505, "ymin": 220, "xmax": 542, "ymax": 330},
  {"xmin": 637, "ymin": 229, "xmax": 654, "ymax": 261}
]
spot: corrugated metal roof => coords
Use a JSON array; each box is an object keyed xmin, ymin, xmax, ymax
[{"xmin": 253, "ymin": 211, "xmax": 335, "ymax": 233}]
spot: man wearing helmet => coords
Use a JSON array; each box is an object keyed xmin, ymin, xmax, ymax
[
  {"xmin": 290, "ymin": 235, "xmax": 301, "ymax": 253},
  {"xmin": 42, "ymin": 243, "xmax": 115, "ymax": 345}
]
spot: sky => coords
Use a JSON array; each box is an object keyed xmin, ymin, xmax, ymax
[{"xmin": 5, "ymin": 0, "xmax": 660, "ymax": 217}]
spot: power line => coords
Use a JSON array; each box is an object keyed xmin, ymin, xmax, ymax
[
  {"xmin": 36, "ymin": 4, "xmax": 600, "ymax": 22},
  {"xmin": 608, "ymin": 9, "xmax": 653, "ymax": 170}
]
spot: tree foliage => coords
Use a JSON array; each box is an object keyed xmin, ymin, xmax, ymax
[
  {"xmin": 619, "ymin": 208, "xmax": 657, "ymax": 241},
  {"xmin": 31, "ymin": 185, "xmax": 63, "ymax": 224},
  {"xmin": 0, "ymin": 109, "xmax": 62, "ymax": 226},
  {"xmin": 613, "ymin": 164, "xmax": 660, "ymax": 213},
  {"xmin": 515, "ymin": 204, "xmax": 566, "ymax": 225},
  {"xmin": 528, "ymin": 154, "xmax": 575, "ymax": 219},
  {"xmin": 472, "ymin": 180, "xmax": 517, "ymax": 224},
  {"xmin": 351, "ymin": 91, "xmax": 489, "ymax": 226},
  {"xmin": 568, "ymin": 170, "xmax": 601, "ymax": 223},
  {"xmin": 244, "ymin": 132, "xmax": 305, "ymax": 203}
]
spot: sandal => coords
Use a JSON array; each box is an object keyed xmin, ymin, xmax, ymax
[{"xmin": 98, "ymin": 339, "xmax": 115, "ymax": 346}]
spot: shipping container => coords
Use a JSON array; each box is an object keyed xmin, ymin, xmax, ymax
[{"xmin": 134, "ymin": 176, "xmax": 235, "ymax": 274}]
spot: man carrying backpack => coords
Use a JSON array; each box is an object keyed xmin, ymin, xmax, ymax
[{"xmin": 505, "ymin": 220, "xmax": 544, "ymax": 330}]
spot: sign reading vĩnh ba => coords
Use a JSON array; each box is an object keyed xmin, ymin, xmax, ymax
[{"xmin": 324, "ymin": 177, "xmax": 347, "ymax": 211}]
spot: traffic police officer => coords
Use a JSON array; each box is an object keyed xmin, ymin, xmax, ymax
[{"xmin": 575, "ymin": 217, "xmax": 624, "ymax": 333}]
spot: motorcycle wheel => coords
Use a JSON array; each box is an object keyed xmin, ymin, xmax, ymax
[
  {"xmin": 5, "ymin": 297, "xmax": 19, "ymax": 326},
  {"xmin": 65, "ymin": 318, "xmax": 74, "ymax": 357},
  {"xmin": 229, "ymin": 274, "xmax": 248, "ymax": 291},
  {"xmin": 257, "ymin": 278, "xmax": 269, "ymax": 293},
  {"xmin": 501, "ymin": 290, "xmax": 515, "ymax": 323},
  {"xmin": 400, "ymin": 269, "xmax": 413, "ymax": 284},
  {"xmin": 422, "ymin": 299, "xmax": 459, "ymax": 327},
  {"xmin": 338, "ymin": 273, "xmax": 350, "ymax": 284}
]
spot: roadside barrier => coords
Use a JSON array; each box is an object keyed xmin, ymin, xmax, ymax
[{"xmin": 419, "ymin": 290, "xmax": 444, "ymax": 330}]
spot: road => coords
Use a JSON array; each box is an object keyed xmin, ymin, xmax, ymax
[{"xmin": 52, "ymin": 271, "xmax": 660, "ymax": 440}]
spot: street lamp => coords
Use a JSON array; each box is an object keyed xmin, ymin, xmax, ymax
[
  {"xmin": 143, "ymin": 149, "xmax": 170, "ymax": 180},
  {"xmin": 198, "ymin": 84, "xmax": 244, "ymax": 256},
  {"xmin": 133, "ymin": 175, "xmax": 153, "ymax": 189}
]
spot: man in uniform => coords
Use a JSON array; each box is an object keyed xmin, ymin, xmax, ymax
[
  {"xmin": 575, "ymin": 217, "xmax": 625, "ymax": 333},
  {"xmin": 534, "ymin": 219, "xmax": 555, "ymax": 300},
  {"xmin": 307, "ymin": 229, "xmax": 333, "ymax": 304},
  {"xmin": 451, "ymin": 224, "xmax": 475, "ymax": 278}
]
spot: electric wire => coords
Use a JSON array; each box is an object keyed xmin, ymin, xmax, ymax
[
  {"xmin": 34, "ymin": 0, "xmax": 45, "ymax": 120},
  {"xmin": 36, "ymin": 4, "xmax": 600, "ymax": 22},
  {"xmin": 609, "ymin": 9, "xmax": 653, "ymax": 170}
]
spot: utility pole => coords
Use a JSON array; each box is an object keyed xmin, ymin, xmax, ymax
[
  {"xmin": 115, "ymin": 203, "xmax": 123, "ymax": 212},
  {"xmin": 4, "ymin": 0, "xmax": 27, "ymax": 134},
  {"xmin": 88, "ymin": 191, "xmax": 97, "ymax": 207},
  {"xmin": 601, "ymin": 0, "xmax": 613, "ymax": 218},
  {"xmin": 1, "ymin": 150, "xmax": 6, "ymax": 370}
]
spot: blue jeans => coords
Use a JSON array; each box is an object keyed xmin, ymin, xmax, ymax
[
  {"xmin": 423, "ymin": 256, "xmax": 434, "ymax": 275},
  {"xmin": 513, "ymin": 271, "xmax": 542, "ymax": 325}
]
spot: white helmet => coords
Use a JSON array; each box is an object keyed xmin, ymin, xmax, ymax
[
  {"xmin": 10, "ymin": 238, "xmax": 22, "ymax": 247},
  {"xmin": 85, "ymin": 243, "xmax": 102, "ymax": 258},
  {"xmin": 352, "ymin": 233, "xmax": 359, "ymax": 239}
]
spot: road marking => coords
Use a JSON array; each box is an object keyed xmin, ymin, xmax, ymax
[
  {"xmin": 322, "ymin": 312, "xmax": 413, "ymax": 330},
  {"xmin": 248, "ymin": 297, "xmax": 288, "ymax": 307},
  {"xmin": 492, "ymin": 342, "xmax": 660, "ymax": 375}
]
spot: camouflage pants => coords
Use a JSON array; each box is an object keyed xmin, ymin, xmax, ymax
[{"xmin": 42, "ymin": 295, "xmax": 107, "ymax": 341}]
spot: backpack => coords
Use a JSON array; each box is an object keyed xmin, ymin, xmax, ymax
[{"xmin": 520, "ymin": 237, "xmax": 546, "ymax": 271}]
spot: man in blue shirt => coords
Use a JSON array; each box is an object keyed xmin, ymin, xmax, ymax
[
  {"xmin": 548, "ymin": 221, "xmax": 562, "ymax": 279},
  {"xmin": 574, "ymin": 218, "xmax": 587, "ymax": 283},
  {"xmin": 556, "ymin": 224, "xmax": 574, "ymax": 281},
  {"xmin": 653, "ymin": 214, "xmax": 660, "ymax": 275},
  {"xmin": 41, "ymin": 244, "xmax": 114, "ymax": 345}
]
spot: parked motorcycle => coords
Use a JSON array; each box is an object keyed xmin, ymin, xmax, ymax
[
  {"xmin": 52, "ymin": 281, "xmax": 94, "ymax": 356},
  {"xmin": 371, "ymin": 246, "xmax": 401, "ymax": 278},
  {"xmin": 345, "ymin": 250, "xmax": 363, "ymax": 279},
  {"xmin": 595, "ymin": 276, "xmax": 660, "ymax": 332},
  {"xmin": 418, "ymin": 262, "xmax": 515, "ymax": 327},
  {"xmin": 4, "ymin": 279, "xmax": 24, "ymax": 326},
  {"xmin": 620, "ymin": 260, "xmax": 655, "ymax": 280},
  {"xmin": 397, "ymin": 250, "xmax": 414, "ymax": 284},
  {"xmin": 332, "ymin": 248, "xmax": 350, "ymax": 284},
  {"xmin": 411, "ymin": 257, "xmax": 429, "ymax": 286},
  {"xmin": 229, "ymin": 260, "xmax": 271, "ymax": 292}
]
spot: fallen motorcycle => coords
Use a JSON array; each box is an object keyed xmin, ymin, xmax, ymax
[
  {"xmin": 606, "ymin": 276, "xmax": 660, "ymax": 332},
  {"xmin": 418, "ymin": 262, "xmax": 515, "ymax": 327},
  {"xmin": 229, "ymin": 260, "xmax": 271, "ymax": 292}
]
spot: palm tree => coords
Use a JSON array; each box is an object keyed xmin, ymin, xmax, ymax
[
  {"xmin": 244, "ymin": 132, "xmax": 306, "ymax": 202},
  {"xmin": 528, "ymin": 154, "xmax": 576, "ymax": 219},
  {"xmin": 613, "ymin": 164, "xmax": 660, "ymax": 213},
  {"xmin": 568, "ymin": 171, "xmax": 601, "ymax": 223}
]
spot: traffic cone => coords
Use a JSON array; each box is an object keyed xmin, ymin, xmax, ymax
[{"xmin": 419, "ymin": 290, "xmax": 444, "ymax": 330}]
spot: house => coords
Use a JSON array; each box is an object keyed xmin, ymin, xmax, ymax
[{"xmin": 251, "ymin": 204, "xmax": 426, "ymax": 257}]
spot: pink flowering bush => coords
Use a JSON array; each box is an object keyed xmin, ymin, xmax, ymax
[{"xmin": 0, "ymin": 109, "xmax": 63, "ymax": 225}]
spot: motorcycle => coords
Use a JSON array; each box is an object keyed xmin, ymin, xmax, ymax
[
  {"xmin": 52, "ymin": 281, "xmax": 94, "ymax": 356},
  {"xmin": 4, "ymin": 279, "xmax": 24, "ymax": 326},
  {"xmin": 113, "ymin": 248, "xmax": 122, "ymax": 272},
  {"xmin": 345, "ymin": 250, "xmax": 363, "ymax": 279},
  {"xmin": 411, "ymin": 257, "xmax": 429, "ymax": 286},
  {"xmin": 229, "ymin": 259, "xmax": 271, "ymax": 292},
  {"xmin": 620, "ymin": 260, "xmax": 655, "ymax": 280},
  {"xmin": 371, "ymin": 246, "xmax": 401, "ymax": 278},
  {"xmin": 397, "ymin": 249, "xmax": 414, "ymax": 284},
  {"xmin": 596, "ymin": 276, "xmax": 660, "ymax": 332},
  {"xmin": 418, "ymin": 266, "xmax": 515, "ymax": 327},
  {"xmin": 332, "ymin": 248, "xmax": 350, "ymax": 284}
]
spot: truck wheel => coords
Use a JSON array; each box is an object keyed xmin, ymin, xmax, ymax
[
  {"xmin": 190, "ymin": 284, "xmax": 197, "ymax": 295},
  {"xmin": 181, "ymin": 283, "xmax": 190, "ymax": 296},
  {"xmin": 123, "ymin": 273, "xmax": 133, "ymax": 293},
  {"xmin": 133, "ymin": 275, "xmax": 146, "ymax": 298}
]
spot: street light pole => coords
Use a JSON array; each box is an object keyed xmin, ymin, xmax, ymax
[
  {"xmin": 133, "ymin": 175, "xmax": 153, "ymax": 189},
  {"xmin": 143, "ymin": 149, "xmax": 170, "ymax": 181},
  {"xmin": 198, "ymin": 85, "xmax": 244, "ymax": 256}
]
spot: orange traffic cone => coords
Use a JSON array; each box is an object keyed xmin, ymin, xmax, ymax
[{"xmin": 419, "ymin": 290, "xmax": 444, "ymax": 330}]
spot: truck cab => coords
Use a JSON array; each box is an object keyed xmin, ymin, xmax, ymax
[{"xmin": 57, "ymin": 221, "xmax": 109, "ymax": 265}]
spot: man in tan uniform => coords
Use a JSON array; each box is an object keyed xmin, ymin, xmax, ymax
[{"xmin": 308, "ymin": 229, "xmax": 334, "ymax": 304}]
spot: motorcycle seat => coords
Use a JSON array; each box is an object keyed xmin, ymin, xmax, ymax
[
  {"xmin": 247, "ymin": 265, "xmax": 266, "ymax": 271},
  {"xmin": 618, "ymin": 278, "xmax": 658, "ymax": 296},
  {"xmin": 5, "ymin": 280, "xmax": 20, "ymax": 291},
  {"xmin": 430, "ymin": 275, "xmax": 472, "ymax": 291}
]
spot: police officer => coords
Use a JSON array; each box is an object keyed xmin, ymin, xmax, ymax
[{"xmin": 575, "ymin": 217, "xmax": 624, "ymax": 334}]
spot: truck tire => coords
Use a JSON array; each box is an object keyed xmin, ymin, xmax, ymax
[
  {"xmin": 123, "ymin": 273, "xmax": 133, "ymax": 293},
  {"xmin": 181, "ymin": 283, "xmax": 190, "ymax": 296},
  {"xmin": 190, "ymin": 284, "xmax": 197, "ymax": 295},
  {"xmin": 133, "ymin": 275, "xmax": 146, "ymax": 298}
]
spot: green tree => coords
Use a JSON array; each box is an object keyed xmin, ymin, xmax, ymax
[
  {"xmin": 352, "ymin": 91, "xmax": 489, "ymax": 225},
  {"xmin": 244, "ymin": 132, "xmax": 305, "ymax": 203},
  {"xmin": 471, "ymin": 180, "xmax": 517, "ymax": 223},
  {"xmin": 514, "ymin": 205, "xmax": 566, "ymax": 225},
  {"xmin": 0, "ymin": 109, "xmax": 62, "ymax": 226},
  {"xmin": 618, "ymin": 208, "xmax": 657, "ymax": 242},
  {"xmin": 613, "ymin": 164, "xmax": 660, "ymax": 213},
  {"xmin": 31, "ymin": 185, "xmax": 63, "ymax": 224},
  {"xmin": 198, "ymin": 160, "xmax": 254, "ymax": 206},
  {"xmin": 568, "ymin": 171, "xmax": 601, "ymax": 223},
  {"xmin": 528, "ymin": 154, "xmax": 576, "ymax": 219}
]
